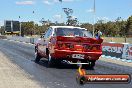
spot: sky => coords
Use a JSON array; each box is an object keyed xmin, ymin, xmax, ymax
[{"xmin": 0, "ymin": 0, "xmax": 132, "ymax": 26}]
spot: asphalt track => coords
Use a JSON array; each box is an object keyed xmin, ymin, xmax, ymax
[{"xmin": 0, "ymin": 39, "xmax": 131, "ymax": 88}]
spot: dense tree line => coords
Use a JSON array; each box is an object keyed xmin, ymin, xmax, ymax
[
  {"xmin": 81, "ymin": 16, "xmax": 132, "ymax": 37},
  {"xmin": 0, "ymin": 16, "xmax": 132, "ymax": 37}
]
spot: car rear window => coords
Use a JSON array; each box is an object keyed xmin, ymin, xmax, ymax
[{"xmin": 55, "ymin": 28, "xmax": 93, "ymax": 38}]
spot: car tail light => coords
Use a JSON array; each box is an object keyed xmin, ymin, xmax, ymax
[
  {"xmin": 65, "ymin": 43, "xmax": 74, "ymax": 49},
  {"xmin": 56, "ymin": 42, "xmax": 74, "ymax": 49},
  {"xmin": 58, "ymin": 43, "xmax": 63, "ymax": 48},
  {"xmin": 83, "ymin": 44, "xmax": 91, "ymax": 50},
  {"xmin": 83, "ymin": 44, "xmax": 101, "ymax": 50},
  {"xmin": 92, "ymin": 46, "xmax": 97, "ymax": 50},
  {"xmin": 57, "ymin": 42, "xmax": 64, "ymax": 48},
  {"xmin": 92, "ymin": 45, "xmax": 101, "ymax": 50}
]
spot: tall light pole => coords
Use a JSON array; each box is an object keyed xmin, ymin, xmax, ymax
[
  {"xmin": 19, "ymin": 16, "xmax": 21, "ymax": 36},
  {"xmin": 59, "ymin": 0, "xmax": 63, "ymax": 24},
  {"xmin": 11, "ymin": 20, "xmax": 13, "ymax": 35},
  {"xmin": 93, "ymin": 0, "xmax": 96, "ymax": 37},
  {"xmin": 33, "ymin": 11, "xmax": 35, "ymax": 36}
]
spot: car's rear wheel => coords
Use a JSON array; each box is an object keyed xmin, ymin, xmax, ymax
[
  {"xmin": 35, "ymin": 46, "xmax": 41, "ymax": 63},
  {"xmin": 35, "ymin": 46, "xmax": 37, "ymax": 52},
  {"xmin": 89, "ymin": 60, "xmax": 96, "ymax": 69},
  {"xmin": 48, "ymin": 54, "xmax": 56, "ymax": 67},
  {"xmin": 48, "ymin": 53, "xmax": 61, "ymax": 67}
]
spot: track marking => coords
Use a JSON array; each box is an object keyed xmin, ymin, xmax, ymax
[{"xmin": 3, "ymin": 39, "xmax": 34, "ymax": 46}]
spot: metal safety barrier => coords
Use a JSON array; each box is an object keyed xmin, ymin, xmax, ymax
[{"xmin": 102, "ymin": 42, "xmax": 132, "ymax": 63}]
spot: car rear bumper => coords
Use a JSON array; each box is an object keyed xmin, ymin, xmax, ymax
[{"xmin": 51, "ymin": 49, "xmax": 102, "ymax": 61}]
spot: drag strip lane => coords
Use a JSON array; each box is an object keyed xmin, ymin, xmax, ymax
[{"xmin": 0, "ymin": 39, "xmax": 131, "ymax": 88}]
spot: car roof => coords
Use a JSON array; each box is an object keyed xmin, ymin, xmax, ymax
[{"xmin": 50, "ymin": 26, "xmax": 83, "ymax": 29}]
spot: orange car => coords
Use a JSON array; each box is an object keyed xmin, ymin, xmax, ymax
[{"xmin": 35, "ymin": 26, "xmax": 103, "ymax": 69}]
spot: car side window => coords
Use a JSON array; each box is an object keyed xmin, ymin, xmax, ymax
[
  {"xmin": 53, "ymin": 28, "xmax": 57, "ymax": 37},
  {"xmin": 44, "ymin": 29, "xmax": 50, "ymax": 39},
  {"xmin": 47, "ymin": 28, "xmax": 52, "ymax": 38},
  {"xmin": 44, "ymin": 28, "xmax": 53, "ymax": 39}
]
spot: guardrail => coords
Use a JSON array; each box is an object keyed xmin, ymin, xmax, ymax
[
  {"xmin": 0, "ymin": 35, "xmax": 7, "ymax": 39},
  {"xmin": 6, "ymin": 36, "xmax": 132, "ymax": 63},
  {"xmin": 6, "ymin": 36, "xmax": 38, "ymax": 44}
]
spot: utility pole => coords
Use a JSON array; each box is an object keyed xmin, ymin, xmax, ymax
[
  {"xmin": 93, "ymin": 0, "xmax": 96, "ymax": 37},
  {"xmin": 19, "ymin": 16, "xmax": 21, "ymax": 36},
  {"xmin": 59, "ymin": 0, "xmax": 63, "ymax": 24},
  {"xmin": 11, "ymin": 20, "xmax": 13, "ymax": 36},
  {"xmin": 33, "ymin": 11, "xmax": 35, "ymax": 36}
]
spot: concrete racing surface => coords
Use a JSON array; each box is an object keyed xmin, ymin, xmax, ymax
[{"xmin": 0, "ymin": 39, "xmax": 132, "ymax": 88}]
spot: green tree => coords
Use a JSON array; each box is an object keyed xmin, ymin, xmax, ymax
[
  {"xmin": 66, "ymin": 16, "xmax": 79, "ymax": 26},
  {"xmin": 94, "ymin": 17, "xmax": 127, "ymax": 37},
  {"xmin": 63, "ymin": 8, "xmax": 79, "ymax": 26},
  {"xmin": 95, "ymin": 20, "xmax": 107, "ymax": 36},
  {"xmin": 126, "ymin": 16, "xmax": 132, "ymax": 35},
  {"xmin": 0, "ymin": 26, "xmax": 5, "ymax": 35},
  {"xmin": 21, "ymin": 21, "xmax": 34, "ymax": 36},
  {"xmin": 81, "ymin": 23, "xmax": 93, "ymax": 32},
  {"xmin": 119, "ymin": 20, "xmax": 127, "ymax": 36}
]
